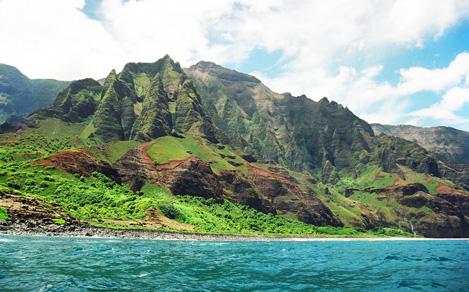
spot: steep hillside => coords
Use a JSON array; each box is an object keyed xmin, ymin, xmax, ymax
[
  {"xmin": 0, "ymin": 55, "xmax": 468, "ymax": 237},
  {"xmin": 80, "ymin": 55, "xmax": 216, "ymax": 143},
  {"xmin": 187, "ymin": 62, "xmax": 440, "ymax": 183},
  {"xmin": 372, "ymin": 124, "xmax": 469, "ymax": 189},
  {"xmin": 372, "ymin": 124, "xmax": 469, "ymax": 165},
  {"xmin": 0, "ymin": 64, "xmax": 68, "ymax": 123}
]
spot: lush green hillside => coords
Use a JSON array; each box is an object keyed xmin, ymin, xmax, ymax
[
  {"xmin": 0, "ymin": 126, "xmax": 407, "ymax": 237},
  {"xmin": 1, "ymin": 55, "xmax": 468, "ymax": 238},
  {"xmin": 186, "ymin": 62, "xmax": 441, "ymax": 184}
]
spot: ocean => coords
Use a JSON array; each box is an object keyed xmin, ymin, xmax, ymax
[{"xmin": 0, "ymin": 235, "xmax": 468, "ymax": 291}]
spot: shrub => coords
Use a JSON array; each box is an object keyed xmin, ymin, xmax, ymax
[
  {"xmin": 52, "ymin": 218, "xmax": 66, "ymax": 225},
  {"xmin": 0, "ymin": 208, "xmax": 8, "ymax": 220},
  {"xmin": 158, "ymin": 203, "xmax": 183, "ymax": 220}
]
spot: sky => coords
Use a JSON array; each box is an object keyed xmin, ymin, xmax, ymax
[{"xmin": 0, "ymin": 0, "xmax": 469, "ymax": 130}]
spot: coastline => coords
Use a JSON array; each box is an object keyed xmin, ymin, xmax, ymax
[{"xmin": 1, "ymin": 227, "xmax": 468, "ymax": 242}]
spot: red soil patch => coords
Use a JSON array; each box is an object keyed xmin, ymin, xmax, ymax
[
  {"xmin": 1, "ymin": 132, "xmax": 20, "ymax": 143},
  {"xmin": 248, "ymin": 164, "xmax": 293, "ymax": 185},
  {"xmin": 35, "ymin": 150, "xmax": 99, "ymax": 170},
  {"xmin": 436, "ymin": 183, "xmax": 467, "ymax": 195},
  {"xmin": 35, "ymin": 150, "xmax": 118, "ymax": 180},
  {"xmin": 140, "ymin": 144, "xmax": 156, "ymax": 170},
  {"xmin": 394, "ymin": 176, "xmax": 405, "ymax": 187},
  {"xmin": 155, "ymin": 157, "xmax": 198, "ymax": 171}
]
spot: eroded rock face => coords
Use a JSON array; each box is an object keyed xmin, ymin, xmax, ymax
[
  {"xmin": 36, "ymin": 150, "xmax": 120, "ymax": 182},
  {"xmin": 114, "ymin": 145, "xmax": 342, "ymax": 226},
  {"xmin": 114, "ymin": 146, "xmax": 223, "ymax": 202},
  {"xmin": 162, "ymin": 159, "xmax": 223, "ymax": 202},
  {"xmin": 414, "ymin": 214, "xmax": 468, "ymax": 238},
  {"xmin": 218, "ymin": 170, "xmax": 274, "ymax": 213},
  {"xmin": 436, "ymin": 193, "xmax": 469, "ymax": 217},
  {"xmin": 359, "ymin": 185, "xmax": 469, "ymax": 237},
  {"xmin": 246, "ymin": 164, "xmax": 342, "ymax": 227},
  {"xmin": 396, "ymin": 183, "xmax": 429, "ymax": 196},
  {"xmin": 0, "ymin": 191, "xmax": 87, "ymax": 232}
]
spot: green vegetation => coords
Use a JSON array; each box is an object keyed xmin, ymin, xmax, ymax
[
  {"xmin": 0, "ymin": 207, "xmax": 8, "ymax": 220},
  {"xmin": 147, "ymin": 136, "xmax": 247, "ymax": 173},
  {"xmin": 104, "ymin": 140, "xmax": 141, "ymax": 163},
  {"xmin": 52, "ymin": 218, "xmax": 66, "ymax": 225},
  {"xmin": 0, "ymin": 63, "xmax": 68, "ymax": 124},
  {"xmin": 336, "ymin": 165, "xmax": 397, "ymax": 192},
  {"xmin": 141, "ymin": 185, "xmax": 407, "ymax": 237},
  {"xmin": 1, "ymin": 56, "xmax": 465, "ymax": 238},
  {"xmin": 0, "ymin": 132, "xmax": 411, "ymax": 237}
]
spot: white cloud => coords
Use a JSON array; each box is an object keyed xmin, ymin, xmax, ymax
[
  {"xmin": 1, "ymin": 0, "xmax": 468, "ymax": 80},
  {"xmin": 0, "ymin": 0, "xmax": 119, "ymax": 79},
  {"xmin": 398, "ymin": 52, "xmax": 469, "ymax": 94},
  {"xmin": 0, "ymin": 0, "xmax": 236, "ymax": 79},
  {"xmin": 410, "ymin": 87, "xmax": 469, "ymax": 127},
  {"xmin": 98, "ymin": 0, "xmax": 235, "ymax": 67},
  {"xmin": 0, "ymin": 0, "xmax": 469, "ymax": 129}
]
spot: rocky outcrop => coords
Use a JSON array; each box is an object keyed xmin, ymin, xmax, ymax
[
  {"xmin": 0, "ymin": 191, "xmax": 88, "ymax": 232},
  {"xmin": 246, "ymin": 164, "xmax": 342, "ymax": 226},
  {"xmin": 372, "ymin": 124, "xmax": 469, "ymax": 190},
  {"xmin": 114, "ymin": 146, "xmax": 223, "ymax": 202},
  {"xmin": 45, "ymin": 78, "xmax": 102, "ymax": 122},
  {"xmin": 113, "ymin": 144, "xmax": 342, "ymax": 226},
  {"xmin": 219, "ymin": 170, "xmax": 275, "ymax": 213},
  {"xmin": 436, "ymin": 193, "xmax": 469, "ymax": 217},
  {"xmin": 161, "ymin": 158, "xmax": 224, "ymax": 202},
  {"xmin": 35, "ymin": 150, "xmax": 120, "ymax": 182},
  {"xmin": 346, "ymin": 184, "xmax": 469, "ymax": 237}
]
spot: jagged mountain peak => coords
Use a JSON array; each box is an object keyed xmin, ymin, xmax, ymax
[
  {"xmin": 188, "ymin": 61, "xmax": 261, "ymax": 83},
  {"xmin": 319, "ymin": 96, "xmax": 329, "ymax": 103},
  {"xmin": 72, "ymin": 55, "xmax": 214, "ymax": 143},
  {"xmin": 47, "ymin": 78, "xmax": 102, "ymax": 123},
  {"xmin": 66, "ymin": 78, "xmax": 101, "ymax": 94}
]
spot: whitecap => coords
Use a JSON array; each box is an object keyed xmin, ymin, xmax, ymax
[{"xmin": 0, "ymin": 238, "xmax": 15, "ymax": 243}]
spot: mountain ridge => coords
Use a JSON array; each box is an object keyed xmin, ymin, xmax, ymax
[
  {"xmin": 0, "ymin": 63, "xmax": 68, "ymax": 123},
  {"xmin": 1, "ymin": 55, "xmax": 468, "ymax": 237}
]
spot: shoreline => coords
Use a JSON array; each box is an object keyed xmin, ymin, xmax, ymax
[{"xmin": 1, "ymin": 227, "xmax": 468, "ymax": 242}]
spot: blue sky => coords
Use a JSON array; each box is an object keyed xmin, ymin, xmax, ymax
[{"xmin": 1, "ymin": 0, "xmax": 468, "ymax": 130}]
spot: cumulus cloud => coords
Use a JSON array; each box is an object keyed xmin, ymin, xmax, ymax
[
  {"xmin": 0, "ymin": 0, "xmax": 119, "ymax": 79},
  {"xmin": 410, "ymin": 87, "xmax": 469, "ymax": 127},
  {"xmin": 0, "ymin": 0, "xmax": 468, "ymax": 129},
  {"xmin": 0, "ymin": 0, "xmax": 235, "ymax": 79},
  {"xmin": 398, "ymin": 53, "xmax": 469, "ymax": 94}
]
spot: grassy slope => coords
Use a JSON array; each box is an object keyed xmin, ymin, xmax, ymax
[
  {"xmin": 147, "ymin": 135, "xmax": 248, "ymax": 174},
  {"xmin": 0, "ymin": 119, "xmax": 410, "ymax": 237},
  {"xmin": 11, "ymin": 117, "xmax": 460, "ymax": 236}
]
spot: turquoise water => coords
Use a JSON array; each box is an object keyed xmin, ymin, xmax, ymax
[{"xmin": 0, "ymin": 236, "xmax": 468, "ymax": 291}]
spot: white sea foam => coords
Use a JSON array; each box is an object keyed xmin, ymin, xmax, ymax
[{"xmin": 0, "ymin": 238, "xmax": 16, "ymax": 243}]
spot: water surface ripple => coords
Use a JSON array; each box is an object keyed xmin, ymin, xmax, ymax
[{"xmin": 0, "ymin": 236, "xmax": 468, "ymax": 291}]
